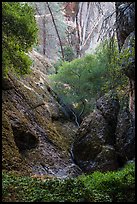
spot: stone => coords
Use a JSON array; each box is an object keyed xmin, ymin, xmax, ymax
[
  {"xmin": 115, "ymin": 108, "xmax": 135, "ymax": 165},
  {"xmin": 121, "ymin": 31, "xmax": 135, "ymax": 80},
  {"xmin": 85, "ymin": 145, "xmax": 118, "ymax": 173},
  {"xmin": 72, "ymin": 93, "xmax": 120, "ymax": 172},
  {"xmin": 2, "ymin": 77, "xmax": 14, "ymax": 90},
  {"xmin": 96, "ymin": 92, "xmax": 120, "ymax": 124},
  {"xmin": 2, "ymin": 51, "xmax": 81, "ymax": 178}
]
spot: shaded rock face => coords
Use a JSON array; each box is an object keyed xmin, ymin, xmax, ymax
[
  {"xmin": 116, "ymin": 2, "xmax": 135, "ymax": 119},
  {"xmin": 12, "ymin": 126, "xmax": 38, "ymax": 153},
  {"xmin": 2, "ymin": 51, "xmax": 82, "ymax": 178},
  {"xmin": 115, "ymin": 2, "xmax": 135, "ymax": 51},
  {"xmin": 96, "ymin": 93, "xmax": 120, "ymax": 130},
  {"xmin": 121, "ymin": 32, "xmax": 135, "ymax": 119},
  {"xmin": 2, "ymin": 77, "xmax": 15, "ymax": 91},
  {"xmin": 72, "ymin": 93, "xmax": 120, "ymax": 173},
  {"xmin": 2, "ymin": 112, "xmax": 26, "ymax": 172},
  {"xmin": 115, "ymin": 108, "xmax": 135, "ymax": 165},
  {"xmin": 121, "ymin": 31, "xmax": 135, "ymax": 81}
]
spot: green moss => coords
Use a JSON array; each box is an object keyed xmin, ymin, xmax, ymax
[
  {"xmin": 2, "ymin": 112, "xmax": 31, "ymax": 175},
  {"xmin": 2, "ymin": 77, "xmax": 73, "ymax": 173},
  {"xmin": 10, "ymin": 74, "xmax": 73, "ymax": 153},
  {"xmin": 2, "ymin": 162, "xmax": 135, "ymax": 202},
  {"xmin": 32, "ymin": 107, "xmax": 75, "ymax": 154},
  {"xmin": 2, "ymin": 112, "xmax": 19, "ymax": 167}
]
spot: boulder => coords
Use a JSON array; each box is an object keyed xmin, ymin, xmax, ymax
[
  {"xmin": 72, "ymin": 93, "xmax": 120, "ymax": 172},
  {"xmin": 115, "ymin": 108, "xmax": 135, "ymax": 165},
  {"xmin": 85, "ymin": 145, "xmax": 118, "ymax": 173},
  {"xmin": 96, "ymin": 92, "xmax": 120, "ymax": 123}
]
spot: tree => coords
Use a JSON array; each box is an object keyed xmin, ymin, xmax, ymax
[
  {"xmin": 62, "ymin": 46, "xmax": 75, "ymax": 62},
  {"xmin": 49, "ymin": 36, "xmax": 130, "ymax": 123},
  {"xmin": 33, "ymin": 2, "xmax": 46, "ymax": 55},
  {"xmin": 49, "ymin": 43, "xmax": 109, "ymax": 120},
  {"xmin": 31, "ymin": 2, "xmax": 67, "ymax": 61},
  {"xmin": 2, "ymin": 2, "xmax": 38, "ymax": 77},
  {"xmin": 46, "ymin": 2, "xmax": 65, "ymax": 61}
]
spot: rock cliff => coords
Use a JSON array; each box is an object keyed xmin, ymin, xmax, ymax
[{"xmin": 2, "ymin": 50, "xmax": 82, "ymax": 178}]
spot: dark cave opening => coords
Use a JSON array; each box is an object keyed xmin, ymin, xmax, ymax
[{"xmin": 12, "ymin": 126, "xmax": 38, "ymax": 153}]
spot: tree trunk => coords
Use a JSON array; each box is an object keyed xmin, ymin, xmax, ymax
[
  {"xmin": 34, "ymin": 3, "xmax": 46, "ymax": 55},
  {"xmin": 46, "ymin": 2, "xmax": 65, "ymax": 61},
  {"xmin": 42, "ymin": 16, "xmax": 46, "ymax": 55},
  {"xmin": 75, "ymin": 2, "xmax": 81, "ymax": 58}
]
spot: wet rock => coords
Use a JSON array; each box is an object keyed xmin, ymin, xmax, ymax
[{"xmin": 72, "ymin": 93, "xmax": 120, "ymax": 172}]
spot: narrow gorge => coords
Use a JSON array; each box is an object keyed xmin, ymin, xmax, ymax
[
  {"xmin": 2, "ymin": 48, "xmax": 135, "ymax": 178},
  {"xmin": 2, "ymin": 2, "xmax": 135, "ymax": 202}
]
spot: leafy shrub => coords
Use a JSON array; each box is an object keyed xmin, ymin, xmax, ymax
[
  {"xmin": 50, "ymin": 39, "xmax": 129, "ymax": 117},
  {"xmin": 52, "ymin": 59, "xmax": 64, "ymax": 74},
  {"xmin": 2, "ymin": 162, "xmax": 135, "ymax": 202},
  {"xmin": 80, "ymin": 161, "xmax": 135, "ymax": 202},
  {"xmin": 63, "ymin": 46, "xmax": 76, "ymax": 62},
  {"xmin": 2, "ymin": 2, "xmax": 38, "ymax": 77}
]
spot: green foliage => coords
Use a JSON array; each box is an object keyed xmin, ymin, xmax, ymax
[
  {"xmin": 95, "ymin": 38, "xmax": 128, "ymax": 96},
  {"xmin": 2, "ymin": 2, "xmax": 38, "ymax": 77},
  {"xmin": 52, "ymin": 59, "xmax": 64, "ymax": 74},
  {"xmin": 2, "ymin": 162, "xmax": 135, "ymax": 202},
  {"xmin": 63, "ymin": 46, "xmax": 76, "ymax": 62},
  {"xmin": 80, "ymin": 161, "xmax": 135, "ymax": 202},
  {"xmin": 98, "ymin": 37, "xmax": 135, "ymax": 108},
  {"xmin": 50, "ymin": 38, "xmax": 129, "ymax": 116},
  {"xmin": 50, "ymin": 55, "xmax": 99, "ymax": 115},
  {"xmin": 2, "ymin": 172, "xmax": 86, "ymax": 202},
  {"xmin": 119, "ymin": 35, "xmax": 135, "ymax": 75}
]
